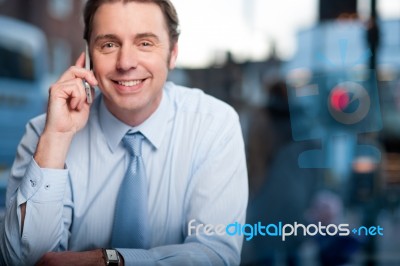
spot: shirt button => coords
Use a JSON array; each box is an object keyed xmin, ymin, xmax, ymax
[{"xmin": 30, "ymin": 180, "xmax": 36, "ymax": 187}]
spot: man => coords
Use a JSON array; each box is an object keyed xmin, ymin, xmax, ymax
[{"xmin": 0, "ymin": 0, "xmax": 248, "ymax": 265}]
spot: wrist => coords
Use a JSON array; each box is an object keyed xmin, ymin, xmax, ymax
[
  {"xmin": 102, "ymin": 248, "xmax": 123, "ymax": 266},
  {"xmin": 34, "ymin": 131, "xmax": 74, "ymax": 169}
]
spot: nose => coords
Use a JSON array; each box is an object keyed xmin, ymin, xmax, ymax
[{"xmin": 116, "ymin": 45, "xmax": 138, "ymax": 71}]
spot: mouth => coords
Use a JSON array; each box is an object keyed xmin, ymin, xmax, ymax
[{"xmin": 115, "ymin": 79, "xmax": 146, "ymax": 87}]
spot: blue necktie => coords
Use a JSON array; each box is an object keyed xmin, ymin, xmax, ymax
[{"xmin": 111, "ymin": 132, "xmax": 149, "ymax": 248}]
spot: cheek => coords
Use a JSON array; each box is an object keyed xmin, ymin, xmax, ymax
[
  {"xmin": 93, "ymin": 69, "xmax": 111, "ymax": 93},
  {"xmin": 92, "ymin": 53, "xmax": 115, "ymax": 74},
  {"xmin": 93, "ymin": 61, "xmax": 107, "ymax": 75},
  {"xmin": 149, "ymin": 50, "xmax": 172, "ymax": 69}
]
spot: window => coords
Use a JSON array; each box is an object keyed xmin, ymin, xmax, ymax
[
  {"xmin": 47, "ymin": 0, "xmax": 73, "ymax": 20},
  {"xmin": 0, "ymin": 46, "xmax": 34, "ymax": 81}
]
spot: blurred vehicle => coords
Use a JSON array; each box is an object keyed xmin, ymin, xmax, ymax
[{"xmin": 0, "ymin": 15, "xmax": 49, "ymax": 212}]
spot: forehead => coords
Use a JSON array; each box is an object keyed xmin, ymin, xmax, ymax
[{"xmin": 91, "ymin": 1, "xmax": 169, "ymax": 40}]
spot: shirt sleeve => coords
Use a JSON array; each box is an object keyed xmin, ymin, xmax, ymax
[
  {"xmin": 118, "ymin": 107, "xmax": 249, "ymax": 266},
  {"xmin": 0, "ymin": 117, "xmax": 73, "ymax": 266}
]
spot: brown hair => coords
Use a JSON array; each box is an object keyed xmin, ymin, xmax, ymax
[{"xmin": 83, "ymin": 0, "xmax": 180, "ymax": 49}]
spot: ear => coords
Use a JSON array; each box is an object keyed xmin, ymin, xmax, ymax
[{"xmin": 168, "ymin": 42, "xmax": 179, "ymax": 70}]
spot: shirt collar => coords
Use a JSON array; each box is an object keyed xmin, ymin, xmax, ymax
[
  {"xmin": 99, "ymin": 85, "xmax": 173, "ymax": 152},
  {"xmin": 99, "ymin": 96, "xmax": 131, "ymax": 153}
]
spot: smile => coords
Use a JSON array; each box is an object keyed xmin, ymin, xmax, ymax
[{"xmin": 117, "ymin": 79, "xmax": 144, "ymax": 87}]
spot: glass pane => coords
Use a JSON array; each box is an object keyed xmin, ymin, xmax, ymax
[{"xmin": 0, "ymin": 45, "xmax": 34, "ymax": 81}]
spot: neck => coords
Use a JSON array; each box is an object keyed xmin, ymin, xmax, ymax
[{"xmin": 104, "ymin": 95, "xmax": 162, "ymax": 127}]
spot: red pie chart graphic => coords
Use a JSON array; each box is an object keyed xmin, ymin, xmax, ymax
[{"xmin": 328, "ymin": 81, "xmax": 370, "ymax": 125}]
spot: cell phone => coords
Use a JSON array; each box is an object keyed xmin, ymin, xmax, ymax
[{"xmin": 84, "ymin": 43, "xmax": 93, "ymax": 104}]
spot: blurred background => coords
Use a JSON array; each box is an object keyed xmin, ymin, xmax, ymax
[{"xmin": 1, "ymin": 0, "xmax": 400, "ymax": 265}]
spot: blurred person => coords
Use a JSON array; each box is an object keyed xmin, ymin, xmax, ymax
[
  {"xmin": 0, "ymin": 0, "xmax": 248, "ymax": 265},
  {"xmin": 246, "ymin": 81, "xmax": 292, "ymax": 197},
  {"xmin": 306, "ymin": 190, "xmax": 361, "ymax": 266},
  {"xmin": 366, "ymin": 17, "xmax": 380, "ymax": 70},
  {"xmin": 242, "ymin": 80, "xmax": 322, "ymax": 265}
]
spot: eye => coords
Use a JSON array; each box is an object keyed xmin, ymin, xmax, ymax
[
  {"xmin": 102, "ymin": 42, "xmax": 116, "ymax": 49},
  {"xmin": 98, "ymin": 42, "xmax": 119, "ymax": 53},
  {"xmin": 141, "ymin": 41, "xmax": 153, "ymax": 47}
]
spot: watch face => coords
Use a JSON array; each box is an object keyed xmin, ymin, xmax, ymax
[{"xmin": 105, "ymin": 249, "xmax": 119, "ymax": 262}]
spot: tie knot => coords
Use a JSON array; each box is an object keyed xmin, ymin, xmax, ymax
[{"xmin": 122, "ymin": 132, "xmax": 144, "ymax": 157}]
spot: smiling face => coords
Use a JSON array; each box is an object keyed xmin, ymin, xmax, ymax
[{"xmin": 90, "ymin": 1, "xmax": 178, "ymax": 126}]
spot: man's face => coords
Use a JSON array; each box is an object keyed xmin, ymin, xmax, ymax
[{"xmin": 90, "ymin": 1, "xmax": 178, "ymax": 124}]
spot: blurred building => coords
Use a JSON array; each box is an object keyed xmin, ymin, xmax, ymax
[
  {"xmin": 0, "ymin": 0, "xmax": 86, "ymax": 76},
  {"xmin": 319, "ymin": 0, "xmax": 358, "ymax": 21}
]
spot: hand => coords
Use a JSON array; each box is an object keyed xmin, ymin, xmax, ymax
[
  {"xmin": 35, "ymin": 250, "xmax": 104, "ymax": 266},
  {"xmin": 33, "ymin": 52, "xmax": 98, "ymax": 169},
  {"xmin": 44, "ymin": 52, "xmax": 98, "ymax": 136}
]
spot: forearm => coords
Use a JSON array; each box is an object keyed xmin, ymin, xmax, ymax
[
  {"xmin": 0, "ymin": 194, "xmax": 24, "ymax": 265},
  {"xmin": 35, "ymin": 249, "xmax": 106, "ymax": 266},
  {"xmin": 1, "ymin": 159, "xmax": 72, "ymax": 265},
  {"xmin": 34, "ymin": 131, "xmax": 74, "ymax": 169},
  {"xmin": 18, "ymin": 131, "xmax": 73, "ymax": 237},
  {"xmin": 1, "ymin": 196, "xmax": 67, "ymax": 265}
]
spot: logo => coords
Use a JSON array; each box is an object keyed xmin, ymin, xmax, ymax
[
  {"xmin": 187, "ymin": 220, "xmax": 384, "ymax": 242},
  {"xmin": 328, "ymin": 81, "xmax": 371, "ymax": 125}
]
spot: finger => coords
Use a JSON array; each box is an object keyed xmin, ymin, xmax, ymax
[
  {"xmin": 78, "ymin": 81, "xmax": 92, "ymax": 109},
  {"xmin": 57, "ymin": 66, "xmax": 98, "ymax": 87},
  {"xmin": 74, "ymin": 78, "xmax": 94, "ymax": 110},
  {"xmin": 75, "ymin": 52, "xmax": 85, "ymax": 68},
  {"xmin": 69, "ymin": 79, "xmax": 86, "ymax": 110},
  {"xmin": 57, "ymin": 52, "xmax": 97, "ymax": 85},
  {"xmin": 50, "ymin": 78, "xmax": 85, "ymax": 110}
]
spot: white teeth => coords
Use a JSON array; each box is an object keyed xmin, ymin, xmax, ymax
[{"xmin": 118, "ymin": 80, "xmax": 143, "ymax": 86}]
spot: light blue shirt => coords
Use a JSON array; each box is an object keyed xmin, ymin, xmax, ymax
[{"xmin": 0, "ymin": 82, "xmax": 248, "ymax": 265}]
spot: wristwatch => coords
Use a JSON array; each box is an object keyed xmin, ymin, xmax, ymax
[{"xmin": 102, "ymin": 248, "xmax": 120, "ymax": 266}]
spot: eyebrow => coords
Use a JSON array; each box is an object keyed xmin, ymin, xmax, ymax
[
  {"xmin": 93, "ymin": 34, "xmax": 119, "ymax": 43},
  {"xmin": 136, "ymin": 32, "xmax": 160, "ymax": 42},
  {"xmin": 93, "ymin": 32, "xmax": 160, "ymax": 43}
]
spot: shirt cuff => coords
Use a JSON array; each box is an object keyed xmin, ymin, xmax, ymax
[
  {"xmin": 17, "ymin": 157, "xmax": 69, "ymax": 205},
  {"xmin": 116, "ymin": 248, "xmax": 155, "ymax": 266}
]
